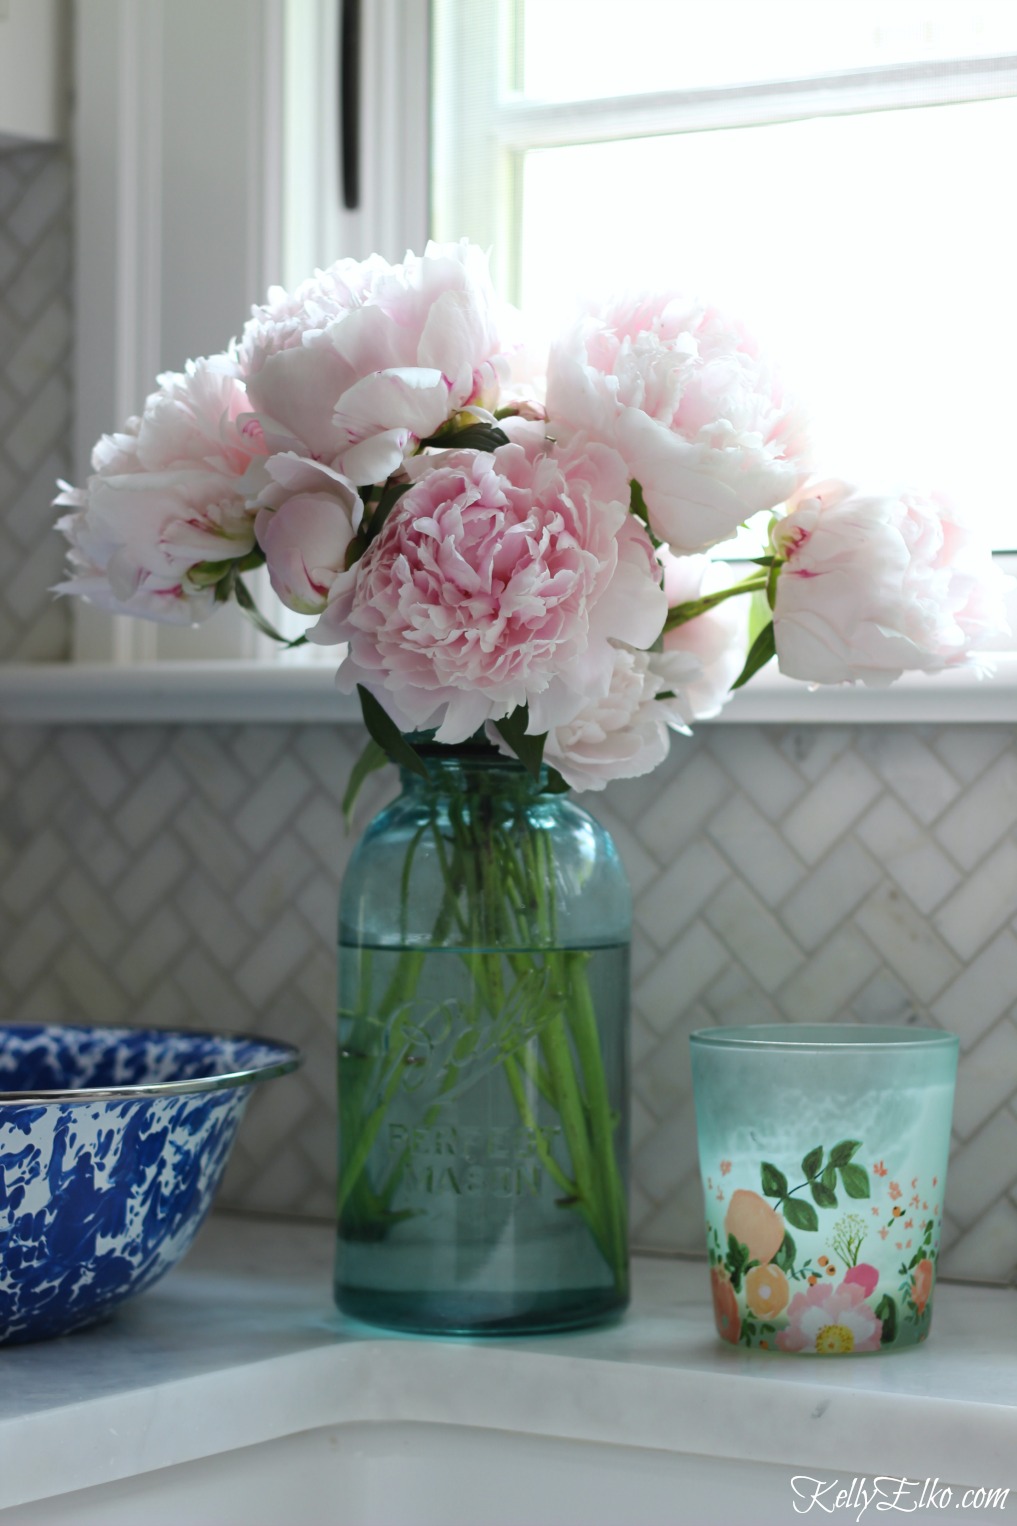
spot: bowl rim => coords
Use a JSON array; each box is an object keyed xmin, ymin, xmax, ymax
[{"xmin": 0, "ymin": 1022, "xmax": 302, "ymax": 1103}]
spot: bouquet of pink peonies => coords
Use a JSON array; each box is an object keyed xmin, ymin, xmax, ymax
[
  {"xmin": 53, "ymin": 241, "xmax": 1011, "ymax": 1333},
  {"xmin": 54, "ymin": 240, "xmax": 1010, "ymax": 790}
]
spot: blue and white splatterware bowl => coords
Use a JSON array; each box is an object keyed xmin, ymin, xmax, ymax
[{"xmin": 0, "ymin": 1022, "xmax": 300, "ymax": 1345}]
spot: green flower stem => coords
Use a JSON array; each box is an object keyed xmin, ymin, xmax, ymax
[
  {"xmin": 539, "ymin": 1004, "xmax": 609, "ymax": 1259},
  {"xmin": 338, "ymin": 846, "xmax": 462, "ymax": 1222},
  {"xmin": 565, "ymin": 949, "xmax": 627, "ymax": 1280},
  {"xmin": 662, "ymin": 573, "xmax": 767, "ymax": 633},
  {"xmin": 506, "ymin": 1004, "xmax": 557, "ymax": 1106},
  {"xmin": 502, "ymin": 1054, "xmax": 578, "ymax": 1203},
  {"xmin": 337, "ymin": 1053, "xmax": 411, "ymax": 1217},
  {"xmin": 337, "ymin": 766, "xmax": 627, "ymax": 1295}
]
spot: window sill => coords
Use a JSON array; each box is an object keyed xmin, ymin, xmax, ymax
[{"xmin": 1, "ymin": 657, "xmax": 1016, "ymax": 726}]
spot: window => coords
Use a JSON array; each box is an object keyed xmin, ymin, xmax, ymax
[
  {"xmin": 36, "ymin": 0, "xmax": 1013, "ymax": 724},
  {"xmin": 431, "ymin": 0, "xmax": 1017, "ymax": 552}
]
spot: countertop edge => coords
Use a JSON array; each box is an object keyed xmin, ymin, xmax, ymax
[{"xmin": 1, "ymin": 1220, "xmax": 1015, "ymax": 1511}]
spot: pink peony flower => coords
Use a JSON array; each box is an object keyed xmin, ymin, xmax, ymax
[
  {"xmin": 771, "ymin": 479, "xmax": 1011, "ymax": 686},
  {"xmin": 133, "ymin": 355, "xmax": 265, "ymax": 479},
  {"xmin": 55, "ymin": 357, "xmax": 269, "ymax": 624},
  {"xmin": 54, "ymin": 526, "xmax": 217, "ymax": 625},
  {"xmin": 650, "ymin": 549, "xmax": 750, "ymax": 726},
  {"xmin": 540, "ymin": 644, "xmax": 671, "ymax": 792},
  {"xmin": 546, "ymin": 293, "xmax": 809, "ymax": 554},
  {"xmin": 776, "ymin": 1276, "xmax": 883, "ymax": 1354},
  {"xmin": 239, "ymin": 241, "xmax": 521, "ymax": 486},
  {"xmin": 312, "ymin": 437, "xmax": 667, "ymax": 744},
  {"xmin": 255, "ymin": 454, "xmax": 363, "ymax": 614}
]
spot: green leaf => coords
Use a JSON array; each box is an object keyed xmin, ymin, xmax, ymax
[
  {"xmin": 234, "ymin": 577, "xmax": 302, "ymax": 645},
  {"xmin": 810, "ymin": 1179, "xmax": 838, "ymax": 1209},
  {"xmin": 874, "ymin": 1293, "xmax": 898, "ymax": 1345},
  {"xmin": 801, "ymin": 1146, "xmax": 824, "ymax": 1180},
  {"xmin": 783, "ymin": 1197, "xmax": 819, "ymax": 1233},
  {"xmin": 341, "ymin": 738, "xmax": 390, "ymax": 829},
  {"xmin": 725, "ymin": 1233, "xmax": 751, "ymax": 1291},
  {"xmin": 629, "ymin": 478, "xmax": 650, "ymax": 526},
  {"xmin": 838, "ymin": 1162, "xmax": 871, "ymax": 1200},
  {"xmin": 492, "ymin": 705, "xmax": 547, "ymax": 782},
  {"xmin": 744, "ymin": 585, "xmax": 771, "ymax": 651},
  {"xmin": 828, "ymin": 1139, "xmax": 861, "ymax": 1168},
  {"xmin": 357, "ymin": 685, "xmax": 429, "ymax": 779},
  {"xmin": 822, "ymin": 1163, "xmax": 837, "ymax": 1193},
  {"xmin": 760, "ymin": 1161, "xmax": 788, "ymax": 1199},
  {"xmin": 419, "ymin": 421, "xmax": 510, "ymax": 452},
  {"xmin": 542, "ymin": 765, "xmax": 571, "ymax": 794},
  {"xmin": 364, "ymin": 479, "xmax": 412, "ymax": 546},
  {"xmin": 730, "ymin": 620, "xmax": 775, "ymax": 690},
  {"xmin": 774, "ymin": 1232, "xmax": 797, "ymax": 1271}
]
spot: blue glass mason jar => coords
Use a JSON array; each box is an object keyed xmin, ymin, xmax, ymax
[{"xmin": 336, "ymin": 743, "xmax": 631, "ymax": 1335}]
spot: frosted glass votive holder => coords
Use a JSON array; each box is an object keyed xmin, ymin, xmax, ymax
[{"xmin": 689, "ymin": 1024, "xmax": 958, "ymax": 1356}]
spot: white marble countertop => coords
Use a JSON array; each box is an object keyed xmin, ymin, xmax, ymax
[{"xmin": 0, "ymin": 1214, "xmax": 1015, "ymax": 1515}]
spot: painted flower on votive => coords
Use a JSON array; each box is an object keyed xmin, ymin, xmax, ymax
[
  {"xmin": 911, "ymin": 1258, "xmax": 934, "ymax": 1315},
  {"xmin": 239, "ymin": 240, "xmax": 522, "ymax": 486},
  {"xmin": 842, "ymin": 1262, "xmax": 879, "ymax": 1299},
  {"xmin": 776, "ymin": 1277, "xmax": 882, "ymax": 1354},
  {"xmin": 311, "ymin": 437, "xmax": 667, "ymax": 744},
  {"xmin": 723, "ymin": 1190, "xmax": 785, "ymax": 1266},
  {"xmin": 710, "ymin": 1266, "xmax": 741, "ymax": 1345},
  {"xmin": 771, "ymin": 479, "xmax": 1011, "ymax": 687},
  {"xmin": 650, "ymin": 548, "xmax": 750, "ymax": 728},
  {"xmin": 744, "ymin": 1263, "xmax": 789, "ymax": 1319},
  {"xmin": 546, "ymin": 292, "xmax": 809, "ymax": 555}
]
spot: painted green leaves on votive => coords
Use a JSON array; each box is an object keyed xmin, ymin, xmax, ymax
[{"xmin": 760, "ymin": 1139, "xmax": 870, "ymax": 1231}]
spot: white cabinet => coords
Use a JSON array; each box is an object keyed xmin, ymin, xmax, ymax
[{"xmin": 0, "ymin": 0, "xmax": 64, "ymax": 149}]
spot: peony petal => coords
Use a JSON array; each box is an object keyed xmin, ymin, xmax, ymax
[
  {"xmin": 334, "ymin": 368, "xmax": 451, "ymax": 439},
  {"xmin": 246, "ymin": 345, "xmax": 356, "ymax": 459},
  {"xmin": 617, "ymin": 407, "xmax": 772, "ymax": 554},
  {"xmin": 339, "ymin": 429, "xmax": 413, "ymax": 487}
]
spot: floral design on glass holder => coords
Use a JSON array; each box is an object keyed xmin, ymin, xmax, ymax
[
  {"xmin": 690, "ymin": 1024, "xmax": 958, "ymax": 1357},
  {"xmin": 706, "ymin": 1142, "xmax": 943, "ymax": 1353}
]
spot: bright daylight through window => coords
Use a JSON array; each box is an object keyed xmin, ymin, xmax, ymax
[{"xmin": 431, "ymin": 0, "xmax": 1017, "ymax": 554}]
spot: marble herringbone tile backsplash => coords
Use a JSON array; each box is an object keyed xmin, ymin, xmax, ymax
[
  {"xmin": 1, "ymin": 719, "xmax": 1017, "ymax": 1284},
  {"xmin": 3, "ymin": 141, "xmax": 1017, "ymax": 1286},
  {"xmin": 0, "ymin": 144, "xmax": 72, "ymax": 662}
]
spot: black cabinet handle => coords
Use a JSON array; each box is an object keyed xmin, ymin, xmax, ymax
[{"xmin": 340, "ymin": 0, "xmax": 361, "ymax": 209}]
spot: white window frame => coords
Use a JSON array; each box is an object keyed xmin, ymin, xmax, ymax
[
  {"xmin": 64, "ymin": 0, "xmax": 428, "ymax": 672},
  {"xmin": 2, "ymin": 0, "xmax": 1014, "ymax": 724}
]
